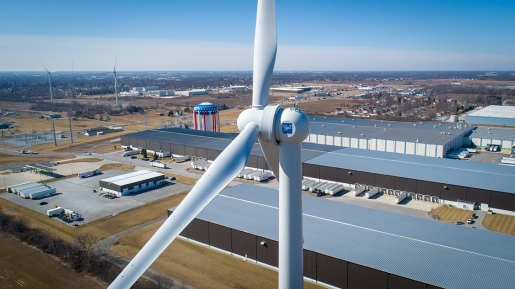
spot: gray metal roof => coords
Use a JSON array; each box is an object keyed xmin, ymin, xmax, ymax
[
  {"xmin": 466, "ymin": 105, "xmax": 515, "ymax": 119},
  {"xmin": 123, "ymin": 128, "xmax": 341, "ymax": 162},
  {"xmin": 100, "ymin": 170, "xmax": 163, "ymax": 186},
  {"xmin": 180, "ymin": 183, "xmax": 515, "ymax": 289},
  {"xmin": 305, "ymin": 147, "xmax": 515, "ymax": 193},
  {"xmin": 307, "ymin": 116, "xmax": 476, "ymax": 145},
  {"xmin": 469, "ymin": 127, "xmax": 515, "ymax": 141}
]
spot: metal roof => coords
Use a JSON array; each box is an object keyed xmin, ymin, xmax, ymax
[
  {"xmin": 177, "ymin": 183, "xmax": 515, "ymax": 289},
  {"xmin": 466, "ymin": 105, "xmax": 515, "ymax": 119},
  {"xmin": 307, "ymin": 116, "xmax": 475, "ymax": 145},
  {"xmin": 124, "ymin": 128, "xmax": 341, "ymax": 162},
  {"xmin": 100, "ymin": 170, "xmax": 163, "ymax": 186},
  {"xmin": 305, "ymin": 147, "xmax": 515, "ymax": 193},
  {"xmin": 124, "ymin": 128, "xmax": 515, "ymax": 193},
  {"xmin": 469, "ymin": 127, "xmax": 515, "ymax": 140}
]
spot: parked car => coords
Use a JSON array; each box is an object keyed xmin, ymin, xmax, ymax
[
  {"xmin": 455, "ymin": 221, "xmax": 464, "ymax": 225},
  {"xmin": 39, "ymin": 202, "xmax": 48, "ymax": 205},
  {"xmin": 130, "ymin": 156, "xmax": 137, "ymax": 159},
  {"xmin": 85, "ymin": 152, "xmax": 91, "ymax": 155},
  {"xmin": 467, "ymin": 219, "xmax": 474, "ymax": 224}
]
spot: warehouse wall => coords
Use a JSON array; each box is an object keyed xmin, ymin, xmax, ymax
[
  {"xmin": 169, "ymin": 212, "xmax": 444, "ymax": 289},
  {"xmin": 302, "ymin": 163, "xmax": 515, "ymax": 211},
  {"xmin": 304, "ymin": 134, "xmax": 446, "ymax": 158}
]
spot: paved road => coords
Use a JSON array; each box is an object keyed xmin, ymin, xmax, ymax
[{"xmin": 93, "ymin": 217, "xmax": 195, "ymax": 289}]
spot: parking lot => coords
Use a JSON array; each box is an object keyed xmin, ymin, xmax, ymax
[{"xmin": 0, "ymin": 169, "xmax": 193, "ymax": 226}]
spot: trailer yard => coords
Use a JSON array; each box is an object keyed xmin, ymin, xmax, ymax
[{"xmin": 0, "ymin": 169, "xmax": 193, "ymax": 226}]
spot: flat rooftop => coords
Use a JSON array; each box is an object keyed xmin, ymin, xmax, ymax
[
  {"xmin": 469, "ymin": 127, "xmax": 515, "ymax": 140},
  {"xmin": 306, "ymin": 116, "xmax": 475, "ymax": 145},
  {"xmin": 100, "ymin": 170, "xmax": 163, "ymax": 186},
  {"xmin": 173, "ymin": 183, "xmax": 515, "ymax": 289},
  {"xmin": 305, "ymin": 147, "xmax": 515, "ymax": 194},
  {"xmin": 466, "ymin": 105, "xmax": 515, "ymax": 119}
]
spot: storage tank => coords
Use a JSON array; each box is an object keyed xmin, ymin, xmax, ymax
[{"xmin": 193, "ymin": 102, "xmax": 220, "ymax": 132}]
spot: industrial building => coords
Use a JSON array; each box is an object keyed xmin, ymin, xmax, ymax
[
  {"xmin": 270, "ymin": 87, "xmax": 311, "ymax": 94},
  {"xmin": 99, "ymin": 170, "xmax": 165, "ymax": 196},
  {"xmin": 193, "ymin": 102, "xmax": 220, "ymax": 132},
  {"xmin": 461, "ymin": 105, "xmax": 515, "ymax": 126},
  {"xmin": 174, "ymin": 89, "xmax": 209, "ymax": 96},
  {"xmin": 467, "ymin": 126, "xmax": 515, "ymax": 150},
  {"xmin": 121, "ymin": 128, "xmax": 515, "ymax": 214},
  {"xmin": 169, "ymin": 184, "xmax": 515, "ymax": 289},
  {"xmin": 303, "ymin": 116, "xmax": 475, "ymax": 158}
]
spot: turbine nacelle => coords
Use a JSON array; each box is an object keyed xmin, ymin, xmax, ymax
[{"xmin": 237, "ymin": 105, "xmax": 310, "ymax": 145}]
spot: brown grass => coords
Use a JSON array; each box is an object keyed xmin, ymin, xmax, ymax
[
  {"xmin": 158, "ymin": 171, "xmax": 197, "ymax": 185},
  {"xmin": 0, "ymin": 115, "xmax": 101, "ymax": 135},
  {"xmin": 28, "ymin": 130, "xmax": 128, "ymax": 154},
  {"xmin": 57, "ymin": 157, "xmax": 103, "ymax": 164},
  {"xmin": 98, "ymin": 163, "xmax": 134, "ymax": 172},
  {"xmin": 431, "ymin": 205, "xmax": 474, "ymax": 223},
  {"xmin": 113, "ymin": 222, "xmax": 322, "ymax": 289},
  {"xmin": 0, "ymin": 231, "xmax": 103, "ymax": 289},
  {"xmin": 0, "ymin": 152, "xmax": 74, "ymax": 166},
  {"xmin": 483, "ymin": 213, "xmax": 515, "ymax": 236}
]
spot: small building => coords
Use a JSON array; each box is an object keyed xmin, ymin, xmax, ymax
[
  {"xmin": 174, "ymin": 89, "xmax": 209, "ymax": 97},
  {"xmin": 44, "ymin": 114, "xmax": 61, "ymax": 119},
  {"xmin": 99, "ymin": 170, "xmax": 165, "ymax": 196},
  {"xmin": 457, "ymin": 199, "xmax": 476, "ymax": 210},
  {"xmin": 84, "ymin": 126, "xmax": 123, "ymax": 136},
  {"xmin": 193, "ymin": 102, "xmax": 220, "ymax": 132}
]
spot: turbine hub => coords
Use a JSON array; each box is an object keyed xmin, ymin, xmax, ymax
[{"xmin": 237, "ymin": 105, "xmax": 310, "ymax": 145}]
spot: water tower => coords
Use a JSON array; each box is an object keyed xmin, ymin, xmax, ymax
[{"xmin": 193, "ymin": 102, "xmax": 220, "ymax": 132}]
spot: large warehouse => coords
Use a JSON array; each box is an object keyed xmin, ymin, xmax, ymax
[
  {"xmin": 121, "ymin": 128, "xmax": 515, "ymax": 214},
  {"xmin": 467, "ymin": 126, "xmax": 515, "ymax": 150},
  {"xmin": 461, "ymin": 105, "xmax": 515, "ymax": 126},
  {"xmin": 99, "ymin": 170, "xmax": 165, "ymax": 196},
  {"xmin": 169, "ymin": 184, "xmax": 515, "ymax": 289},
  {"xmin": 303, "ymin": 117, "xmax": 474, "ymax": 158}
]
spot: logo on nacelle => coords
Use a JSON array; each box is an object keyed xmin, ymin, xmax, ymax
[{"xmin": 282, "ymin": 122, "xmax": 295, "ymax": 137}]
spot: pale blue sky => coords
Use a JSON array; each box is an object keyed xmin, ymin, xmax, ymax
[{"xmin": 1, "ymin": 0, "xmax": 514, "ymax": 71}]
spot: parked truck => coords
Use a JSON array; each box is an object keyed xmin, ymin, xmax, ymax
[
  {"xmin": 122, "ymin": 149, "xmax": 140, "ymax": 157},
  {"xmin": 47, "ymin": 206, "xmax": 64, "ymax": 217},
  {"xmin": 149, "ymin": 161, "xmax": 166, "ymax": 169},
  {"xmin": 77, "ymin": 169, "xmax": 101, "ymax": 178}
]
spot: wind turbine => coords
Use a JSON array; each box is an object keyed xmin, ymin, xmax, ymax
[
  {"xmin": 40, "ymin": 62, "xmax": 55, "ymax": 102},
  {"xmin": 108, "ymin": 1, "xmax": 309, "ymax": 288},
  {"xmin": 110, "ymin": 60, "xmax": 119, "ymax": 105}
]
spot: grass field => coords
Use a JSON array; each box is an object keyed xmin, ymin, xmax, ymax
[
  {"xmin": 0, "ymin": 231, "xmax": 103, "ymax": 289},
  {"xmin": 0, "ymin": 115, "xmax": 101, "ymax": 135},
  {"xmin": 57, "ymin": 157, "xmax": 103, "ymax": 164},
  {"xmin": 98, "ymin": 163, "xmax": 135, "ymax": 172},
  {"xmin": 483, "ymin": 213, "xmax": 515, "ymax": 236},
  {"xmin": 112, "ymin": 222, "xmax": 322, "ymax": 289},
  {"xmin": 431, "ymin": 205, "xmax": 474, "ymax": 223},
  {"xmin": 0, "ymin": 152, "xmax": 73, "ymax": 167},
  {"xmin": 158, "ymin": 171, "xmax": 197, "ymax": 185}
]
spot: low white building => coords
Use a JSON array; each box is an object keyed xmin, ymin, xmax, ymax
[{"xmin": 174, "ymin": 89, "xmax": 209, "ymax": 96}]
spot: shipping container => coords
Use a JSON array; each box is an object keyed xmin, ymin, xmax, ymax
[
  {"xmin": 326, "ymin": 184, "xmax": 344, "ymax": 195},
  {"xmin": 77, "ymin": 169, "xmax": 100, "ymax": 178},
  {"xmin": 30, "ymin": 188, "xmax": 56, "ymax": 199},
  {"xmin": 352, "ymin": 186, "xmax": 366, "ymax": 196},
  {"xmin": 47, "ymin": 207, "xmax": 64, "ymax": 216},
  {"xmin": 149, "ymin": 161, "xmax": 166, "ymax": 168}
]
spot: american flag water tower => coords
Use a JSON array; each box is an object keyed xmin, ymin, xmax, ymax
[{"xmin": 193, "ymin": 102, "xmax": 220, "ymax": 132}]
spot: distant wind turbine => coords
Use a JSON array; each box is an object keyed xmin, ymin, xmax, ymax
[
  {"xmin": 106, "ymin": 59, "xmax": 119, "ymax": 105},
  {"xmin": 40, "ymin": 62, "xmax": 56, "ymax": 103}
]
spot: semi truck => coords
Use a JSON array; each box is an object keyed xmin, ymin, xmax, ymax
[
  {"xmin": 77, "ymin": 169, "xmax": 101, "ymax": 178},
  {"xmin": 149, "ymin": 161, "xmax": 166, "ymax": 168}
]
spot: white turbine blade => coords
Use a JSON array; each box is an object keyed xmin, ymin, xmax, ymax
[
  {"xmin": 39, "ymin": 61, "xmax": 49, "ymax": 73},
  {"xmin": 108, "ymin": 123, "xmax": 260, "ymax": 289},
  {"xmin": 259, "ymin": 139, "xmax": 280, "ymax": 179},
  {"xmin": 252, "ymin": 0, "xmax": 277, "ymax": 108},
  {"xmin": 114, "ymin": 58, "xmax": 117, "ymax": 72}
]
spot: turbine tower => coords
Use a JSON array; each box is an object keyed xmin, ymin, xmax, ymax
[
  {"xmin": 112, "ymin": 60, "xmax": 119, "ymax": 105},
  {"xmin": 40, "ymin": 62, "xmax": 54, "ymax": 103},
  {"xmin": 108, "ymin": 1, "xmax": 309, "ymax": 288}
]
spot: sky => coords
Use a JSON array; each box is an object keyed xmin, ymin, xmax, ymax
[{"xmin": 1, "ymin": 0, "xmax": 515, "ymax": 71}]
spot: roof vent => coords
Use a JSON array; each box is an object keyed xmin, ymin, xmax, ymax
[
  {"xmin": 447, "ymin": 133, "xmax": 451, "ymax": 135},
  {"xmin": 338, "ymin": 132, "xmax": 341, "ymax": 134},
  {"xmin": 384, "ymin": 128, "xmax": 387, "ymax": 131},
  {"xmin": 413, "ymin": 123, "xmax": 417, "ymax": 126},
  {"xmin": 353, "ymin": 125, "xmax": 356, "ymax": 128},
  {"xmin": 322, "ymin": 125, "xmax": 325, "ymax": 127},
  {"xmin": 324, "ymin": 117, "xmax": 326, "ymax": 118},
  {"xmin": 342, "ymin": 120, "xmax": 345, "ymax": 123},
  {"xmin": 416, "ymin": 139, "xmax": 419, "ymax": 142},
  {"xmin": 361, "ymin": 134, "xmax": 364, "ymax": 137},
  {"xmin": 374, "ymin": 124, "xmax": 377, "ymax": 127}
]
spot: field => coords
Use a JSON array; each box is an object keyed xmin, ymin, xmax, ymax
[
  {"xmin": 483, "ymin": 213, "xmax": 515, "ymax": 236},
  {"xmin": 0, "ymin": 152, "xmax": 73, "ymax": 167},
  {"xmin": 0, "ymin": 231, "xmax": 103, "ymax": 289},
  {"xmin": 431, "ymin": 205, "xmax": 474, "ymax": 223},
  {"xmin": 112, "ymin": 222, "xmax": 322, "ymax": 289},
  {"xmin": 0, "ymin": 115, "xmax": 102, "ymax": 135}
]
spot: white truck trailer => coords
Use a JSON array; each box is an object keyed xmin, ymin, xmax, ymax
[
  {"xmin": 122, "ymin": 149, "xmax": 140, "ymax": 157},
  {"xmin": 77, "ymin": 169, "xmax": 101, "ymax": 178},
  {"xmin": 395, "ymin": 192, "xmax": 408, "ymax": 204},
  {"xmin": 149, "ymin": 161, "xmax": 166, "ymax": 169},
  {"xmin": 47, "ymin": 207, "xmax": 64, "ymax": 217}
]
